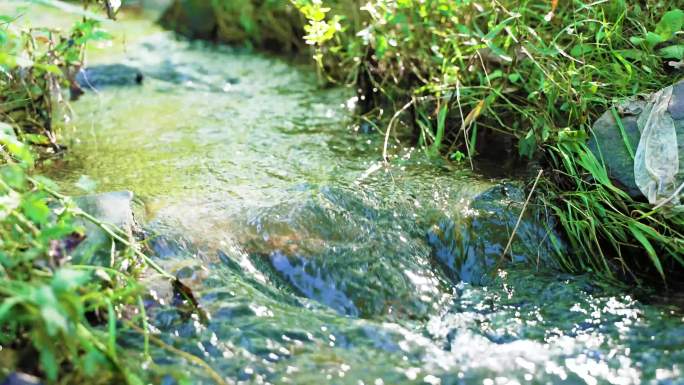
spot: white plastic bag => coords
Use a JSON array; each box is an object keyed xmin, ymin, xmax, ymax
[{"xmin": 633, "ymin": 84, "xmax": 683, "ymax": 207}]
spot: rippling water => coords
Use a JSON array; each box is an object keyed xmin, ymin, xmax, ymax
[{"xmin": 7, "ymin": 2, "xmax": 683, "ymax": 384}]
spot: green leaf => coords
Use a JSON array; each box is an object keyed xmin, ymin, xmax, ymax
[
  {"xmin": 124, "ymin": 371, "xmax": 145, "ymax": 385},
  {"xmin": 655, "ymin": 9, "xmax": 684, "ymax": 40},
  {"xmin": 488, "ymin": 69, "xmax": 503, "ymax": 80},
  {"xmin": 21, "ymin": 192, "xmax": 50, "ymax": 224},
  {"xmin": 52, "ymin": 269, "xmax": 90, "ymax": 293},
  {"xmin": 645, "ymin": 31, "xmax": 665, "ymax": 49},
  {"xmin": 107, "ymin": 299, "xmax": 117, "ymax": 359},
  {"xmin": 450, "ymin": 150, "xmax": 466, "ymax": 163},
  {"xmin": 615, "ymin": 49, "xmax": 645, "ymax": 61},
  {"xmin": 1, "ymin": 164, "xmax": 27, "ymax": 190},
  {"xmin": 629, "ymin": 36, "xmax": 644, "ymax": 45},
  {"xmin": 0, "ymin": 123, "xmax": 34, "ymax": 166},
  {"xmin": 430, "ymin": 105, "xmax": 447, "ymax": 156},
  {"xmin": 659, "ymin": 44, "xmax": 684, "ymax": 60},
  {"xmin": 22, "ymin": 133, "xmax": 50, "ymax": 145},
  {"xmin": 483, "ymin": 14, "xmax": 518, "ymax": 41},
  {"xmin": 518, "ymin": 129, "xmax": 537, "ymax": 159},
  {"xmin": 628, "ymin": 223, "xmax": 664, "ymax": 279},
  {"xmin": 36, "ymin": 286, "xmax": 68, "ymax": 336},
  {"xmin": 0, "ymin": 297, "xmax": 21, "ymax": 323},
  {"xmin": 570, "ymin": 44, "xmax": 594, "ymax": 57},
  {"xmin": 34, "ymin": 63, "xmax": 62, "ymax": 76},
  {"xmin": 83, "ymin": 349, "xmax": 107, "ymax": 377},
  {"xmin": 557, "ymin": 129, "xmax": 588, "ymax": 144},
  {"xmin": 40, "ymin": 349, "xmax": 59, "ymax": 381},
  {"xmin": 610, "ymin": 107, "xmax": 634, "ymax": 160},
  {"xmin": 375, "ymin": 35, "xmax": 388, "ymax": 59}
]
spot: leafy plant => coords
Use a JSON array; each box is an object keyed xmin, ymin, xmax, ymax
[
  {"xmin": 630, "ymin": 8, "xmax": 684, "ymax": 59},
  {"xmin": 542, "ymin": 130, "xmax": 684, "ymax": 283},
  {"xmin": 0, "ymin": 120, "xmax": 147, "ymax": 383},
  {"xmin": 0, "ymin": 12, "xmax": 111, "ymax": 150},
  {"xmin": 1, "ymin": 7, "xmax": 162, "ymax": 384}
]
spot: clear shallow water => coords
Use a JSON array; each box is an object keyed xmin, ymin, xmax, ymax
[{"xmin": 7, "ymin": 3, "xmax": 683, "ymax": 385}]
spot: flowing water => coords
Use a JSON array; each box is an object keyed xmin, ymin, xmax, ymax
[{"xmin": 5, "ymin": 3, "xmax": 684, "ymax": 385}]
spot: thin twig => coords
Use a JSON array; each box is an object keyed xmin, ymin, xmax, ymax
[
  {"xmin": 502, "ymin": 169, "xmax": 544, "ymax": 261},
  {"xmin": 382, "ymin": 98, "xmax": 415, "ymax": 163}
]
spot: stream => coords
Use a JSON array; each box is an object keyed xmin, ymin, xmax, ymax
[{"xmin": 5, "ymin": 3, "xmax": 684, "ymax": 385}]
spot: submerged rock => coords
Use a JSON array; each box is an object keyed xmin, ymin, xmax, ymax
[
  {"xmin": 238, "ymin": 185, "xmax": 450, "ymax": 320},
  {"xmin": 427, "ymin": 183, "xmax": 564, "ymax": 285},
  {"xmin": 233, "ymin": 181, "xmax": 564, "ymax": 318},
  {"xmin": 143, "ymin": 59, "xmax": 240, "ymax": 93},
  {"xmin": 75, "ymin": 64, "xmax": 144, "ymax": 91},
  {"xmin": 589, "ymin": 80, "xmax": 684, "ymax": 199},
  {"xmin": 72, "ymin": 191, "xmax": 139, "ymax": 264}
]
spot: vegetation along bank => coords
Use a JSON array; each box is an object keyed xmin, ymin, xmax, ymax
[{"xmin": 1, "ymin": 2, "xmax": 213, "ymax": 383}]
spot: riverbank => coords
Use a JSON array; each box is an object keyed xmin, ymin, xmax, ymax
[
  {"xmin": 0, "ymin": 3, "xmax": 203, "ymax": 383},
  {"xmin": 161, "ymin": 0, "xmax": 684, "ymax": 285}
]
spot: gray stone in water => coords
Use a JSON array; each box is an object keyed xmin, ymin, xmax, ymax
[
  {"xmin": 588, "ymin": 80, "xmax": 684, "ymax": 199},
  {"xmin": 72, "ymin": 191, "xmax": 138, "ymax": 265},
  {"xmin": 143, "ymin": 60, "xmax": 241, "ymax": 93},
  {"xmin": 588, "ymin": 109, "xmax": 642, "ymax": 197},
  {"xmin": 76, "ymin": 64, "xmax": 144, "ymax": 90},
  {"xmin": 671, "ymin": 83, "xmax": 684, "ymax": 193}
]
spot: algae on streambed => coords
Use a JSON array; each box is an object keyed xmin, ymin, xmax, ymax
[{"xmin": 8, "ymin": 3, "xmax": 682, "ymax": 384}]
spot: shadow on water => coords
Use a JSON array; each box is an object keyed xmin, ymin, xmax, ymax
[{"xmin": 9, "ymin": 3, "xmax": 681, "ymax": 384}]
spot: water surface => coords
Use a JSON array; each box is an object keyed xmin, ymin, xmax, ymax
[{"xmin": 6, "ymin": 3, "xmax": 683, "ymax": 384}]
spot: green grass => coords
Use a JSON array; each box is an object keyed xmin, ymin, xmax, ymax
[
  {"xmin": 0, "ymin": 10, "xmax": 149, "ymax": 383},
  {"xmin": 542, "ymin": 131, "xmax": 684, "ymax": 283}
]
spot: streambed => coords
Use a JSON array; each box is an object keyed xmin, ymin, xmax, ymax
[{"xmin": 6, "ymin": 3, "xmax": 684, "ymax": 385}]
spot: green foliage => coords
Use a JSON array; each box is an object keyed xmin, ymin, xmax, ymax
[
  {"xmin": 190, "ymin": 0, "xmax": 308, "ymax": 52},
  {"xmin": 0, "ymin": 128, "xmax": 148, "ymax": 384},
  {"xmin": 630, "ymin": 8, "xmax": 684, "ymax": 59},
  {"xmin": 0, "ymin": 17, "xmax": 108, "ymax": 147},
  {"xmin": 0, "ymin": 10, "xmax": 150, "ymax": 384},
  {"xmin": 0, "ymin": 11, "xmax": 111, "ymax": 149},
  {"xmin": 543, "ymin": 133, "xmax": 684, "ymax": 283}
]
